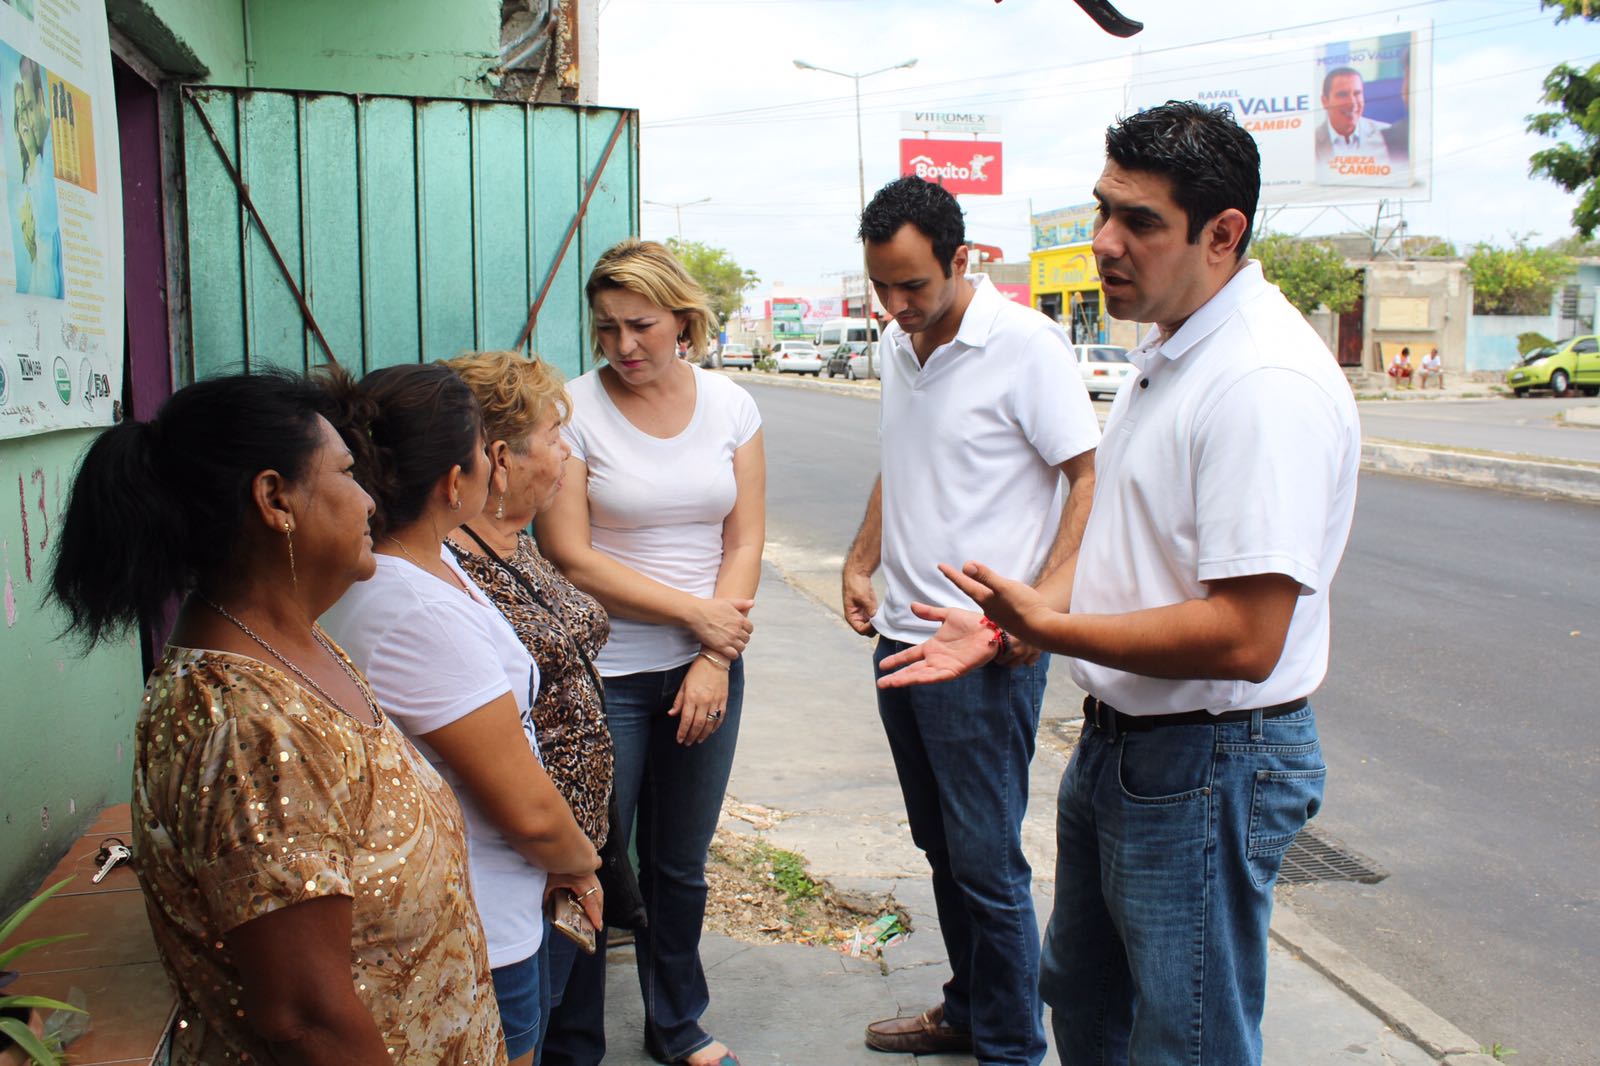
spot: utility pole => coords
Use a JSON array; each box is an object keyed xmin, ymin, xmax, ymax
[
  {"xmin": 794, "ymin": 56, "xmax": 917, "ymax": 379},
  {"xmin": 644, "ymin": 197, "xmax": 710, "ymax": 243}
]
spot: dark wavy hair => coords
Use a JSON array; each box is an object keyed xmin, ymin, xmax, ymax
[
  {"xmin": 858, "ymin": 176, "xmax": 967, "ymax": 276},
  {"xmin": 1104, "ymin": 101, "xmax": 1261, "ymax": 260},
  {"xmin": 318, "ymin": 363, "xmax": 484, "ymax": 540},
  {"xmin": 50, "ymin": 371, "xmax": 331, "ymax": 646}
]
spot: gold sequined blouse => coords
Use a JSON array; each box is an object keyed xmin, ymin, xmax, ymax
[{"xmin": 131, "ymin": 645, "xmax": 507, "ymax": 1066}]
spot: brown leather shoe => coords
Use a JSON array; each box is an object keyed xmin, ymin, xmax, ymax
[{"xmin": 864, "ymin": 1004, "xmax": 973, "ymax": 1054}]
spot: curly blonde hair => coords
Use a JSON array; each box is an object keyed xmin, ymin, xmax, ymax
[
  {"xmin": 443, "ymin": 350, "xmax": 570, "ymax": 452},
  {"xmin": 585, "ymin": 239, "xmax": 718, "ymax": 361}
]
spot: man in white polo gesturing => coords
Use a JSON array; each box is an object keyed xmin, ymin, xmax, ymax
[
  {"xmin": 842, "ymin": 175, "xmax": 1099, "ymax": 1066},
  {"xmin": 879, "ymin": 103, "xmax": 1362, "ymax": 1065}
]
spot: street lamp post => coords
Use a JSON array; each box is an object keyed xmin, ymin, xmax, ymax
[
  {"xmin": 644, "ymin": 197, "xmax": 711, "ymax": 242},
  {"xmin": 794, "ymin": 56, "xmax": 916, "ymax": 379}
]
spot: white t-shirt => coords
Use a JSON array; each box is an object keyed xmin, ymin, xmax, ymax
[
  {"xmin": 1068, "ymin": 260, "xmax": 1361, "ymax": 714},
  {"xmin": 321, "ymin": 549, "xmax": 545, "ymax": 967},
  {"xmin": 874, "ymin": 274, "xmax": 1101, "ymax": 642},
  {"xmin": 563, "ymin": 364, "xmax": 762, "ymax": 676}
]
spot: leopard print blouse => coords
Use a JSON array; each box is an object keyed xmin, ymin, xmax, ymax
[{"xmin": 450, "ymin": 532, "xmax": 613, "ymax": 847}]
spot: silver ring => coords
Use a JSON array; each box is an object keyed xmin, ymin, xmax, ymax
[{"xmin": 707, "ymin": 710, "xmax": 723, "ymax": 721}]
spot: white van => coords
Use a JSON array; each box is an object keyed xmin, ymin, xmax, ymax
[{"xmin": 815, "ymin": 317, "xmax": 880, "ymax": 350}]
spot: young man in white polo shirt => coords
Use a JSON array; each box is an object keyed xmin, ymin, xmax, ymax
[
  {"xmin": 842, "ymin": 176, "xmax": 1099, "ymax": 1066},
  {"xmin": 878, "ymin": 104, "xmax": 1361, "ymax": 1064}
]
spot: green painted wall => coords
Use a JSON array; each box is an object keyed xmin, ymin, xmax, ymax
[
  {"xmin": 0, "ymin": 429, "xmax": 145, "ymax": 913},
  {"xmin": 247, "ymin": 0, "xmax": 500, "ymax": 98},
  {"xmin": 110, "ymin": 0, "xmax": 500, "ymax": 97},
  {"xmin": 107, "ymin": 0, "xmax": 248, "ymax": 82}
]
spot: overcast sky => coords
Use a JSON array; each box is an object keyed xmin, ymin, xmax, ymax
[{"xmin": 595, "ymin": 0, "xmax": 1598, "ymax": 296}]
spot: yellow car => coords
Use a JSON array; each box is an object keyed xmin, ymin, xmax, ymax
[{"xmin": 1505, "ymin": 335, "xmax": 1600, "ymax": 397}]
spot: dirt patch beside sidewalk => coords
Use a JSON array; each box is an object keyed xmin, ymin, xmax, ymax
[{"xmin": 700, "ymin": 808, "xmax": 911, "ymax": 960}]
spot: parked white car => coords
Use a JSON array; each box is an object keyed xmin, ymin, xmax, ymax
[
  {"xmin": 1076, "ymin": 344, "xmax": 1133, "ymax": 400},
  {"xmin": 720, "ymin": 342, "xmax": 754, "ymax": 370},
  {"xmin": 773, "ymin": 341, "xmax": 824, "ymax": 376},
  {"xmin": 825, "ymin": 342, "xmax": 880, "ymax": 380}
]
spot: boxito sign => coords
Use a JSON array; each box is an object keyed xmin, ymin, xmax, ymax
[{"xmin": 899, "ymin": 139, "xmax": 1003, "ymax": 195}]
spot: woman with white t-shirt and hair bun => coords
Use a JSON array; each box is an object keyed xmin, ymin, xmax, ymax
[
  {"xmin": 318, "ymin": 364, "xmax": 600, "ymax": 1066},
  {"xmin": 539, "ymin": 239, "xmax": 765, "ymax": 1066}
]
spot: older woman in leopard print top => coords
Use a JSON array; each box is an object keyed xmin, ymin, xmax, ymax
[{"xmin": 445, "ymin": 350, "xmax": 614, "ymax": 1066}]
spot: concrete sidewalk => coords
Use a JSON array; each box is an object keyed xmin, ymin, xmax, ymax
[{"xmin": 598, "ymin": 565, "xmax": 1497, "ymax": 1065}]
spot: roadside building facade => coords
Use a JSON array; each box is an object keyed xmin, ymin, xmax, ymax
[{"xmin": 1, "ymin": 0, "xmax": 635, "ymax": 910}]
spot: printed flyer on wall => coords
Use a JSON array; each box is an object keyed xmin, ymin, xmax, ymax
[{"xmin": 0, "ymin": 0, "xmax": 122, "ymax": 440}]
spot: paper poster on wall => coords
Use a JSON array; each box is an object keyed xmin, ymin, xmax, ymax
[{"xmin": 0, "ymin": 0, "xmax": 122, "ymax": 439}]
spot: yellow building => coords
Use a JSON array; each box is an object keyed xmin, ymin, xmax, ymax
[{"xmin": 1030, "ymin": 241, "xmax": 1106, "ymax": 344}]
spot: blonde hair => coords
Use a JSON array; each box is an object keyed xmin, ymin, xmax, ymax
[
  {"xmin": 585, "ymin": 239, "xmax": 718, "ymax": 361},
  {"xmin": 443, "ymin": 350, "xmax": 570, "ymax": 452}
]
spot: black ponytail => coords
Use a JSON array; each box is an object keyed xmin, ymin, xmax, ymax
[{"xmin": 50, "ymin": 371, "xmax": 329, "ymax": 646}]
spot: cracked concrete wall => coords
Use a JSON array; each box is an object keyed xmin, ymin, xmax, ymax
[
  {"xmin": 107, "ymin": 1, "xmax": 501, "ymax": 96},
  {"xmin": 106, "ymin": 0, "xmax": 248, "ymax": 81},
  {"xmin": 0, "ymin": 430, "xmax": 145, "ymax": 915},
  {"xmin": 245, "ymin": 0, "xmax": 501, "ymax": 97}
]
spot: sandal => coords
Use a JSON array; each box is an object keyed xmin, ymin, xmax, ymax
[{"xmin": 645, "ymin": 1033, "xmax": 739, "ymax": 1066}]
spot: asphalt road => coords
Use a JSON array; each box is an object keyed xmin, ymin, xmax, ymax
[
  {"xmin": 1357, "ymin": 396, "xmax": 1600, "ymax": 463},
  {"xmin": 741, "ymin": 378, "xmax": 1600, "ymax": 1066}
]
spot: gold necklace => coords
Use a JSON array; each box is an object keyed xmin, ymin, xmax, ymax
[
  {"xmin": 388, "ymin": 535, "xmax": 470, "ymax": 593},
  {"xmin": 387, "ymin": 535, "xmax": 429, "ymax": 570},
  {"xmin": 202, "ymin": 598, "xmax": 382, "ymax": 726}
]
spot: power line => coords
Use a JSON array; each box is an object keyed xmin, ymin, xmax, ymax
[
  {"xmin": 646, "ymin": 9, "xmax": 1555, "ymax": 132},
  {"xmin": 643, "ymin": 0, "xmax": 1491, "ymax": 129}
]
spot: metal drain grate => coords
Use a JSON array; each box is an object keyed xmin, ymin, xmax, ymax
[{"xmin": 1278, "ymin": 824, "xmax": 1388, "ymax": 886}]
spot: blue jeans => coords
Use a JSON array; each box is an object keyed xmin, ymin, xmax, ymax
[
  {"xmin": 1040, "ymin": 704, "xmax": 1327, "ymax": 1065},
  {"xmin": 873, "ymin": 637, "xmax": 1050, "ymax": 1066},
  {"xmin": 540, "ymin": 923, "xmax": 607, "ymax": 1066},
  {"xmin": 606, "ymin": 657, "xmax": 744, "ymax": 1062},
  {"xmin": 491, "ymin": 935, "xmax": 550, "ymax": 1060}
]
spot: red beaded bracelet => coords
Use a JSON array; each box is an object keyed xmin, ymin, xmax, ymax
[{"xmin": 980, "ymin": 616, "xmax": 1011, "ymax": 658}]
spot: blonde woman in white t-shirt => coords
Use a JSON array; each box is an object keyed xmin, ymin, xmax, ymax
[
  {"xmin": 540, "ymin": 240, "xmax": 765, "ymax": 1066},
  {"xmin": 319, "ymin": 364, "xmax": 600, "ymax": 1066}
]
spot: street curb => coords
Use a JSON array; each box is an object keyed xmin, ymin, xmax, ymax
[
  {"xmin": 731, "ymin": 372, "xmax": 1600, "ymax": 505},
  {"xmin": 716, "ymin": 367, "xmax": 879, "ymax": 400},
  {"xmin": 1270, "ymin": 906, "xmax": 1484, "ymax": 1061},
  {"xmin": 1362, "ymin": 439, "xmax": 1600, "ymax": 503}
]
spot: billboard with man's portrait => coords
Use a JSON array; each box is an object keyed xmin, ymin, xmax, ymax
[{"xmin": 1131, "ymin": 25, "xmax": 1431, "ymax": 207}]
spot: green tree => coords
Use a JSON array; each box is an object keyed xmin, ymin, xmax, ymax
[
  {"xmin": 1466, "ymin": 238, "xmax": 1574, "ymax": 315},
  {"xmin": 665, "ymin": 238, "xmax": 758, "ymax": 327},
  {"xmin": 1253, "ymin": 233, "xmax": 1362, "ymax": 316},
  {"xmin": 1548, "ymin": 232, "xmax": 1600, "ymax": 256},
  {"xmin": 1527, "ymin": 2, "xmax": 1600, "ymax": 236},
  {"xmin": 1401, "ymin": 236, "xmax": 1458, "ymax": 258}
]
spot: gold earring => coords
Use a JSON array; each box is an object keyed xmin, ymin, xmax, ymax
[
  {"xmin": 284, "ymin": 520, "xmax": 298, "ymax": 589},
  {"xmin": 495, "ymin": 492, "xmax": 505, "ymax": 521}
]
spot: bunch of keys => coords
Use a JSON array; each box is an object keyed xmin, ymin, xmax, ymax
[{"xmin": 92, "ymin": 838, "xmax": 132, "ymax": 884}]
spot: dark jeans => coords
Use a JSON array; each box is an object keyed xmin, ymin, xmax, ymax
[
  {"xmin": 873, "ymin": 637, "xmax": 1050, "ymax": 1066},
  {"xmin": 1040, "ymin": 704, "xmax": 1326, "ymax": 1065},
  {"xmin": 539, "ymin": 923, "xmax": 608, "ymax": 1066},
  {"xmin": 605, "ymin": 657, "xmax": 745, "ymax": 1062}
]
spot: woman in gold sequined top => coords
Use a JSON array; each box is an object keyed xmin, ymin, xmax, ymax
[
  {"xmin": 49, "ymin": 372, "xmax": 507, "ymax": 1066},
  {"xmin": 444, "ymin": 349, "xmax": 614, "ymax": 1064}
]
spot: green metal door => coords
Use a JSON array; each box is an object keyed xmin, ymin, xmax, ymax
[{"xmin": 179, "ymin": 87, "xmax": 638, "ymax": 381}]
